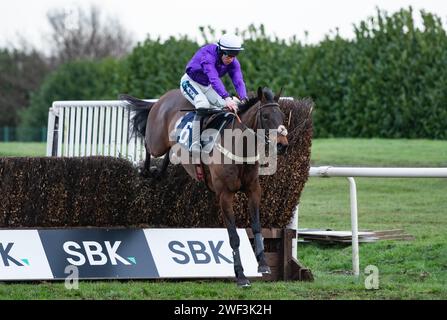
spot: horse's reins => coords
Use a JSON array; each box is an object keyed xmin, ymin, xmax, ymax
[{"xmin": 182, "ymin": 102, "xmax": 285, "ymax": 166}]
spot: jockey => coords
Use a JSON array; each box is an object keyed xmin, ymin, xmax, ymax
[{"xmin": 180, "ymin": 33, "xmax": 248, "ymax": 155}]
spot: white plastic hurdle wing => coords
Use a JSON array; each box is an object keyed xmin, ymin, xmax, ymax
[{"xmin": 46, "ymin": 100, "xmax": 157, "ymax": 164}]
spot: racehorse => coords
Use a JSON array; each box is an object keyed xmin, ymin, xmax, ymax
[{"xmin": 121, "ymin": 87, "xmax": 288, "ymax": 287}]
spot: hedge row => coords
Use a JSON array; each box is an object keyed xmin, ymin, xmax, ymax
[{"xmin": 21, "ymin": 7, "xmax": 447, "ymax": 139}]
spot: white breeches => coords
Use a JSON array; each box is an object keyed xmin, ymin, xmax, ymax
[{"xmin": 180, "ymin": 73, "xmax": 226, "ymax": 110}]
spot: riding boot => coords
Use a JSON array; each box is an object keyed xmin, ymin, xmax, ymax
[{"xmin": 190, "ymin": 113, "xmax": 202, "ymax": 157}]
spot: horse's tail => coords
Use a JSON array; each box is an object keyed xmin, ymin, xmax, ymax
[{"xmin": 119, "ymin": 94, "xmax": 155, "ymax": 138}]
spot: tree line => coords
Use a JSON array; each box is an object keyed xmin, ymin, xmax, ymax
[
  {"xmin": 0, "ymin": 5, "xmax": 133, "ymax": 140},
  {"xmin": 2, "ymin": 7, "xmax": 447, "ymax": 139}
]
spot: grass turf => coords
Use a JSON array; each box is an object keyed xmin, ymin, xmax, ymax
[{"xmin": 0, "ymin": 139, "xmax": 446, "ymax": 299}]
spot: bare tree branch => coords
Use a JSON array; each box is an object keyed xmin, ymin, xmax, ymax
[{"xmin": 46, "ymin": 5, "xmax": 134, "ymax": 64}]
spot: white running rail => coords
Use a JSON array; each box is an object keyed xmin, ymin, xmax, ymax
[{"xmin": 306, "ymin": 166, "xmax": 447, "ymax": 276}]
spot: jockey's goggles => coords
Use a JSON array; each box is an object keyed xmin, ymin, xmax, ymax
[{"xmin": 222, "ymin": 50, "xmax": 240, "ymax": 57}]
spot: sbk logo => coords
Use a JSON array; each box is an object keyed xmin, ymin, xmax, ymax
[
  {"xmin": 168, "ymin": 240, "xmax": 233, "ymax": 264},
  {"xmin": 63, "ymin": 241, "xmax": 136, "ymax": 266},
  {"xmin": 0, "ymin": 243, "xmax": 29, "ymax": 267}
]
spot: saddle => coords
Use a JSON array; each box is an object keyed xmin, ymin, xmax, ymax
[
  {"xmin": 199, "ymin": 111, "xmax": 235, "ymax": 153},
  {"xmin": 174, "ymin": 109, "xmax": 235, "ymax": 182},
  {"xmin": 175, "ymin": 109, "xmax": 235, "ymax": 154}
]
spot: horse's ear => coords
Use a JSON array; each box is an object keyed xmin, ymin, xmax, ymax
[
  {"xmin": 274, "ymin": 87, "xmax": 283, "ymax": 102},
  {"xmin": 257, "ymin": 87, "xmax": 263, "ymax": 101}
]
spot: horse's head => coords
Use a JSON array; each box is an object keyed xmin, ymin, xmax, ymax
[{"xmin": 256, "ymin": 87, "xmax": 289, "ymax": 154}]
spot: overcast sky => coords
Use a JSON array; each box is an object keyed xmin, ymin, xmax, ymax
[{"xmin": 1, "ymin": 0, "xmax": 447, "ymax": 51}]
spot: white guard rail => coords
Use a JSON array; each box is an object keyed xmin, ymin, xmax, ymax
[{"xmin": 304, "ymin": 166, "xmax": 447, "ymax": 276}]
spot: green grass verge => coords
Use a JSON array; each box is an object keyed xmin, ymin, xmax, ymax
[
  {"xmin": 0, "ymin": 142, "xmax": 46, "ymax": 157},
  {"xmin": 0, "ymin": 139, "xmax": 446, "ymax": 299},
  {"xmin": 311, "ymin": 138, "xmax": 447, "ymax": 166}
]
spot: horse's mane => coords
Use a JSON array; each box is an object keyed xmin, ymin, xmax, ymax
[
  {"xmin": 237, "ymin": 92, "xmax": 259, "ymax": 113},
  {"xmin": 238, "ymin": 87, "xmax": 276, "ymax": 114}
]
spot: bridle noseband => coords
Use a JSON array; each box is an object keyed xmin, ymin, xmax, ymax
[
  {"xmin": 217, "ymin": 100, "xmax": 284, "ymax": 163},
  {"xmin": 254, "ymin": 101, "xmax": 281, "ymax": 145},
  {"xmin": 230, "ymin": 100, "xmax": 284, "ymax": 145}
]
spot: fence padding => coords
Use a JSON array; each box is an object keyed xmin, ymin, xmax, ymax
[{"xmin": 0, "ymin": 98, "xmax": 313, "ymax": 228}]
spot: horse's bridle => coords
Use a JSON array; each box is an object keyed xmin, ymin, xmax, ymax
[
  {"xmin": 254, "ymin": 101, "xmax": 282, "ymax": 145},
  {"xmin": 217, "ymin": 101, "xmax": 283, "ymax": 163},
  {"xmin": 231, "ymin": 100, "xmax": 283, "ymax": 145}
]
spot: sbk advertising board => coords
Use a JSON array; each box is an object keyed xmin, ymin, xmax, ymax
[
  {"xmin": 0, "ymin": 228, "xmax": 261, "ymax": 280},
  {"xmin": 144, "ymin": 229, "xmax": 259, "ymax": 278},
  {"xmin": 38, "ymin": 229, "xmax": 159, "ymax": 279},
  {"xmin": 0, "ymin": 230, "xmax": 53, "ymax": 280}
]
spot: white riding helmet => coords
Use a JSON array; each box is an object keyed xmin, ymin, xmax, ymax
[{"xmin": 217, "ymin": 33, "xmax": 244, "ymax": 56}]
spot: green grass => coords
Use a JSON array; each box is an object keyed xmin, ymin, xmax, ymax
[
  {"xmin": 0, "ymin": 139, "xmax": 446, "ymax": 299},
  {"xmin": 0, "ymin": 142, "xmax": 46, "ymax": 157},
  {"xmin": 311, "ymin": 138, "xmax": 447, "ymax": 166},
  {"xmin": 296, "ymin": 139, "xmax": 447, "ymax": 300}
]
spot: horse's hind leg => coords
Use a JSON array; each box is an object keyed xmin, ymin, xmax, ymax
[
  {"xmin": 143, "ymin": 150, "xmax": 151, "ymax": 174},
  {"xmin": 247, "ymin": 183, "xmax": 271, "ymax": 274},
  {"xmin": 142, "ymin": 141, "xmax": 171, "ymax": 177},
  {"xmin": 219, "ymin": 190, "xmax": 251, "ymax": 287},
  {"xmin": 153, "ymin": 150, "xmax": 170, "ymax": 177},
  {"xmin": 142, "ymin": 150, "xmax": 170, "ymax": 178}
]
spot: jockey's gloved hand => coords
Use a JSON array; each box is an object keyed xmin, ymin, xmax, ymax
[
  {"xmin": 225, "ymin": 97, "xmax": 239, "ymax": 113},
  {"xmin": 239, "ymin": 97, "xmax": 249, "ymax": 106}
]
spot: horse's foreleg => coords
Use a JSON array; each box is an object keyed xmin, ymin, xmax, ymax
[
  {"xmin": 247, "ymin": 183, "xmax": 271, "ymax": 274},
  {"xmin": 219, "ymin": 191, "xmax": 250, "ymax": 287}
]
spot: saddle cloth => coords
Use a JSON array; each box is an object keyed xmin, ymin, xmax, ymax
[{"xmin": 174, "ymin": 111, "xmax": 235, "ymax": 153}]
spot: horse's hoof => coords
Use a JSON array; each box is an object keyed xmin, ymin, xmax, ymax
[
  {"xmin": 258, "ymin": 265, "xmax": 271, "ymax": 274},
  {"xmin": 237, "ymin": 278, "xmax": 251, "ymax": 288}
]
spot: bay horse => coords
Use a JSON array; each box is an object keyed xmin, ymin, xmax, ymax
[{"xmin": 122, "ymin": 87, "xmax": 288, "ymax": 287}]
